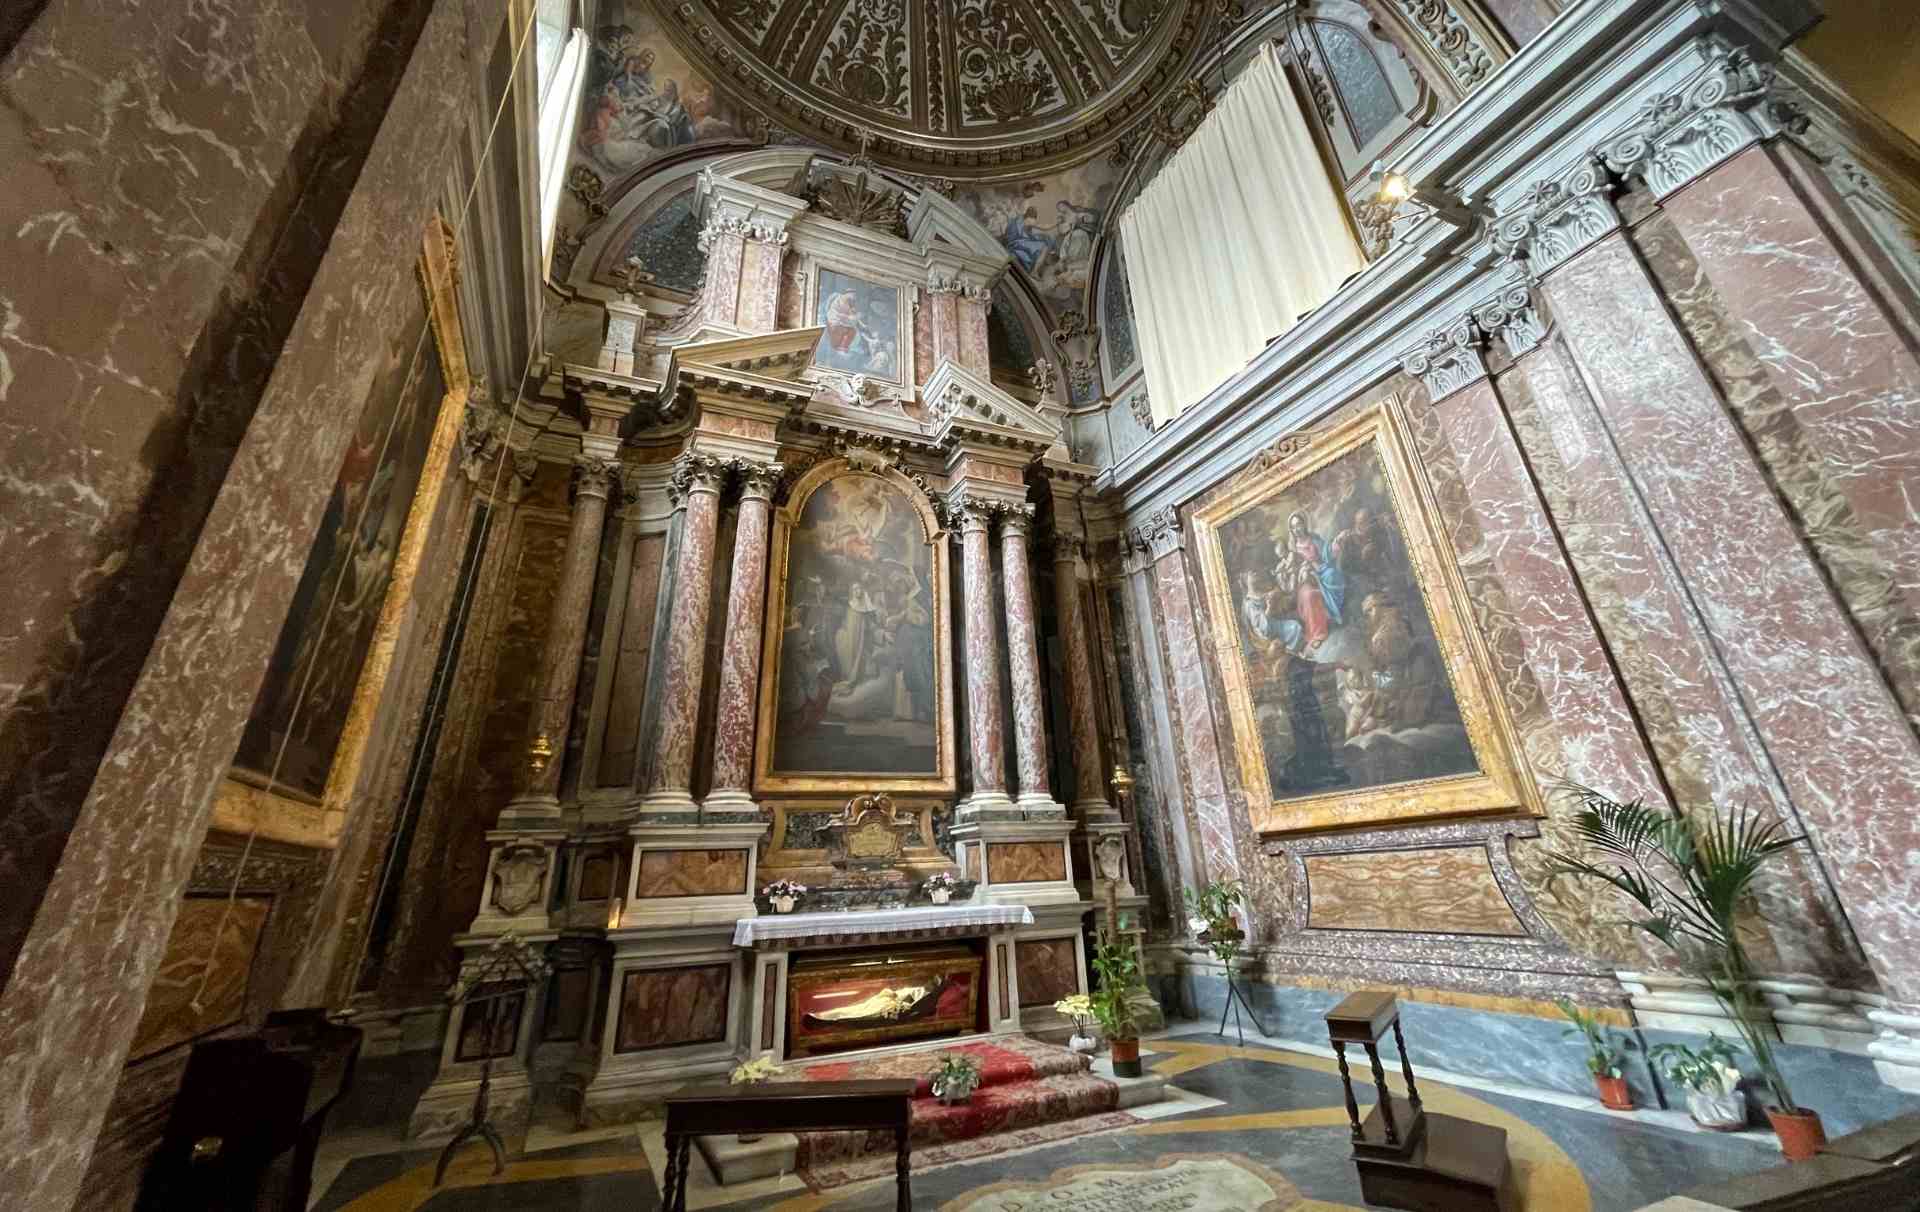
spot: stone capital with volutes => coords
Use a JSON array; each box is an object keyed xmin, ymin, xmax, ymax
[
  {"xmin": 1473, "ymin": 271, "xmax": 1549, "ymax": 360},
  {"xmin": 733, "ymin": 457, "xmax": 784, "ymax": 503},
  {"xmin": 1399, "ymin": 314, "xmax": 1489, "ymax": 403},
  {"xmin": 1490, "ymin": 157, "xmax": 1624, "ymax": 279},
  {"xmin": 572, "ymin": 454, "xmax": 622, "ymax": 503},
  {"xmin": 668, "ymin": 451, "xmax": 732, "ymax": 507},
  {"xmin": 1048, "ymin": 532, "xmax": 1087, "ymax": 565},
  {"xmin": 1131, "ymin": 505, "xmax": 1184, "ymax": 562},
  {"xmin": 998, "ymin": 503, "xmax": 1036, "ymax": 539}
]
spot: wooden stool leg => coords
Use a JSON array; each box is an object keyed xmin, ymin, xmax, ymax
[
  {"xmin": 1392, "ymin": 1018, "xmax": 1423, "ymax": 1114},
  {"xmin": 896, "ymin": 1125, "xmax": 911, "ymax": 1211},
  {"xmin": 662, "ymin": 1132, "xmax": 681, "ymax": 1211},
  {"xmin": 675, "ymin": 1135, "xmax": 692, "ymax": 1209},
  {"xmin": 1333, "ymin": 1042, "xmax": 1364, "ymax": 1142},
  {"xmin": 1365, "ymin": 1041, "xmax": 1398, "ymax": 1147}
]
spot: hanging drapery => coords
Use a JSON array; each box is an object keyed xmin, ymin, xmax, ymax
[{"xmin": 1120, "ymin": 43, "xmax": 1366, "ymax": 426}]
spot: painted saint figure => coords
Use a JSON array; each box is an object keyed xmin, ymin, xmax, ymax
[{"xmin": 1274, "ymin": 511, "xmax": 1344, "ymax": 652}]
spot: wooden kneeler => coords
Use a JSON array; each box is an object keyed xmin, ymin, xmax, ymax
[
  {"xmin": 1325, "ymin": 991, "xmax": 1513, "ymax": 1212},
  {"xmin": 661, "ymin": 1078, "xmax": 916, "ymax": 1211}
]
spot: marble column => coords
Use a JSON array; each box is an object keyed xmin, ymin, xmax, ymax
[
  {"xmin": 1050, "ymin": 534, "xmax": 1114, "ymax": 821},
  {"xmin": 704, "ymin": 459, "xmax": 782, "ymax": 814},
  {"xmin": 999, "ymin": 506, "xmax": 1057, "ymax": 814},
  {"xmin": 507, "ymin": 455, "xmax": 620, "ymax": 817},
  {"xmin": 956, "ymin": 500, "xmax": 1013, "ymax": 816},
  {"xmin": 640, "ymin": 453, "xmax": 731, "ymax": 813}
]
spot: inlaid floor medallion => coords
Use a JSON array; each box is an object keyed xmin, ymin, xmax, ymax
[{"xmin": 941, "ymin": 1152, "xmax": 1303, "ymax": 1211}]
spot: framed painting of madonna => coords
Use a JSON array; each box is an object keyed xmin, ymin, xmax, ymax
[
  {"xmin": 1188, "ymin": 400, "xmax": 1541, "ymax": 835},
  {"xmin": 753, "ymin": 459, "xmax": 955, "ymax": 794}
]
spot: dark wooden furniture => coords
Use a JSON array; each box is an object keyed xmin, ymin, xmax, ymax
[
  {"xmin": 662, "ymin": 1079, "xmax": 916, "ymax": 1211},
  {"xmin": 1679, "ymin": 1110, "xmax": 1920, "ymax": 1210},
  {"xmin": 1325, "ymin": 990, "xmax": 1511, "ymax": 1212},
  {"xmin": 137, "ymin": 1009, "xmax": 362, "ymax": 1212}
]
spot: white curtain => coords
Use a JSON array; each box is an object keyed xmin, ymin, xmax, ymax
[{"xmin": 1121, "ymin": 44, "xmax": 1366, "ymax": 425}]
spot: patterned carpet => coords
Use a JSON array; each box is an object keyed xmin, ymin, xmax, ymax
[{"xmin": 776, "ymin": 1037, "xmax": 1134, "ymax": 1188}]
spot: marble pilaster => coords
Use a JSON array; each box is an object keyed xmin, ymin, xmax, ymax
[
  {"xmin": 1131, "ymin": 507, "xmax": 1241, "ymax": 886},
  {"xmin": 955, "ymin": 499, "xmax": 1013, "ymax": 818},
  {"xmin": 736, "ymin": 236, "xmax": 787, "ymax": 335},
  {"xmin": 1049, "ymin": 534, "xmax": 1113, "ymax": 821},
  {"xmin": 639, "ymin": 453, "xmax": 731, "ymax": 813},
  {"xmin": 1542, "ymin": 230, "xmax": 1920, "ymax": 1008},
  {"xmin": 505, "ymin": 454, "xmax": 620, "ymax": 819},
  {"xmin": 704, "ymin": 460, "xmax": 782, "ymax": 813},
  {"xmin": 998, "ymin": 507, "xmax": 1060, "ymax": 815}
]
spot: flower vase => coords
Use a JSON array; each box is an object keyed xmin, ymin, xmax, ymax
[
  {"xmin": 771, "ymin": 895, "xmax": 796, "ymax": 914},
  {"xmin": 930, "ymin": 888, "xmax": 951, "ymax": 905},
  {"xmin": 934, "ymin": 1078, "xmax": 976, "ymax": 1105},
  {"xmin": 1068, "ymin": 1032, "xmax": 1096, "ymax": 1056},
  {"xmin": 1688, "ymin": 1089, "xmax": 1747, "ymax": 1131}
]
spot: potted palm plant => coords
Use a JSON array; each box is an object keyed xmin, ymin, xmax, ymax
[
  {"xmin": 1650, "ymin": 1035, "xmax": 1748, "ymax": 1131},
  {"xmin": 1091, "ymin": 938, "xmax": 1143, "ymax": 1077},
  {"xmin": 1542, "ymin": 785, "xmax": 1824, "ymax": 1160},
  {"xmin": 1556, "ymin": 998, "xmax": 1633, "ymax": 1110}
]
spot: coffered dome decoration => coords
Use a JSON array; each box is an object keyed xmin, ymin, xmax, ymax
[{"xmin": 659, "ymin": 0, "xmax": 1226, "ymax": 178}]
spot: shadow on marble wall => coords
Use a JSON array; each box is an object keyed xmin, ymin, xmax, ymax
[{"xmin": 1178, "ymin": 972, "xmax": 1920, "ymax": 1137}]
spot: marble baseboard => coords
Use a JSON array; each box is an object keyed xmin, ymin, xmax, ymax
[{"xmin": 1177, "ymin": 972, "xmax": 1920, "ymax": 1136}]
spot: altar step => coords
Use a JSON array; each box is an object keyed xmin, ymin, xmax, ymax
[{"xmin": 699, "ymin": 1037, "xmax": 1166, "ymax": 1190}]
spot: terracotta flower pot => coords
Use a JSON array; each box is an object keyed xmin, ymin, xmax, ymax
[
  {"xmin": 1111, "ymin": 1037, "xmax": 1142, "ymax": 1078},
  {"xmin": 1766, "ymin": 1105, "xmax": 1826, "ymax": 1162},
  {"xmin": 1595, "ymin": 1074, "xmax": 1633, "ymax": 1111}
]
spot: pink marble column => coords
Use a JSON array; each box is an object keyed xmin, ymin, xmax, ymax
[
  {"xmin": 1134, "ymin": 507, "xmax": 1241, "ymax": 883},
  {"xmin": 641, "ymin": 453, "xmax": 730, "ymax": 813},
  {"xmin": 1050, "ymin": 534, "xmax": 1112, "ymax": 820},
  {"xmin": 704, "ymin": 459, "xmax": 781, "ymax": 813},
  {"xmin": 736, "ymin": 235, "xmax": 787, "ymax": 334},
  {"xmin": 508, "ymin": 454, "xmax": 620, "ymax": 815},
  {"xmin": 956, "ymin": 500, "xmax": 1012, "ymax": 814},
  {"xmin": 999, "ymin": 506, "xmax": 1057, "ymax": 812},
  {"xmin": 1542, "ymin": 230, "xmax": 1920, "ymax": 1007}
]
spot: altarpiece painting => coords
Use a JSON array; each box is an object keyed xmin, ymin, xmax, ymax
[
  {"xmin": 755, "ymin": 461, "xmax": 954, "ymax": 793},
  {"xmin": 811, "ymin": 268, "xmax": 905, "ymax": 383},
  {"xmin": 1189, "ymin": 401, "xmax": 1539, "ymax": 834}
]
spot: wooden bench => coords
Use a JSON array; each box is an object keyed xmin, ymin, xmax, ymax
[{"xmin": 660, "ymin": 1078, "xmax": 917, "ymax": 1211}]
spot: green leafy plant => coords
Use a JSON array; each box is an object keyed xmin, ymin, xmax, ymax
[
  {"xmin": 1183, "ymin": 878, "xmax": 1247, "ymax": 963},
  {"xmin": 1540, "ymin": 783, "xmax": 1806, "ymax": 1112},
  {"xmin": 930, "ymin": 1052, "xmax": 982, "ymax": 1099},
  {"xmin": 1089, "ymin": 938, "xmax": 1141, "ymax": 1040},
  {"xmin": 1650, "ymin": 1034, "xmax": 1743, "ymax": 1096},
  {"xmin": 1555, "ymin": 998, "xmax": 1626, "ymax": 1078}
]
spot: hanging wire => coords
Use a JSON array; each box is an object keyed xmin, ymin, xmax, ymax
[{"xmin": 192, "ymin": 1, "xmax": 552, "ymax": 1015}]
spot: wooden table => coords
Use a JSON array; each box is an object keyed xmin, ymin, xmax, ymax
[{"xmin": 661, "ymin": 1078, "xmax": 917, "ymax": 1211}]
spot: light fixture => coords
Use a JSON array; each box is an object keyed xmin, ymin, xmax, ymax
[{"xmin": 1371, "ymin": 160, "xmax": 1413, "ymax": 206}]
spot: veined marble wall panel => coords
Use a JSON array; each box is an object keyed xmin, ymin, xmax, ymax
[
  {"xmin": 1304, "ymin": 849, "xmax": 1524, "ymax": 935},
  {"xmin": 597, "ymin": 529, "xmax": 667, "ymax": 787},
  {"xmin": 635, "ymin": 849, "xmax": 749, "ymax": 898},
  {"xmin": 1652, "ymin": 148, "xmax": 1920, "ymax": 730},
  {"xmin": 1544, "ymin": 231, "xmax": 1907, "ymax": 994},
  {"xmin": 1015, "ymin": 937, "xmax": 1081, "ymax": 1007},
  {"xmin": 1498, "ymin": 338, "xmax": 1853, "ymax": 981}
]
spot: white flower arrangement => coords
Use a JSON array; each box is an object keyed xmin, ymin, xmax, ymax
[
  {"xmin": 1187, "ymin": 915, "xmax": 1210, "ymax": 936},
  {"xmin": 730, "ymin": 1056, "xmax": 784, "ymax": 1085},
  {"xmin": 924, "ymin": 871, "xmax": 962, "ymax": 891},
  {"xmin": 761, "ymin": 879, "xmax": 808, "ymax": 899}
]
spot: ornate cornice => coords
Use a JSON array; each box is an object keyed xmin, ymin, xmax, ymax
[
  {"xmin": 1598, "ymin": 45, "xmax": 1787, "ymax": 201},
  {"xmin": 698, "ymin": 214, "xmax": 791, "ymax": 249},
  {"xmin": 1399, "ymin": 315, "xmax": 1488, "ymax": 402},
  {"xmin": 1387, "ymin": 0, "xmax": 1498, "ymax": 95}
]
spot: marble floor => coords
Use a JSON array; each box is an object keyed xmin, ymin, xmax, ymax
[{"xmin": 311, "ymin": 1026, "xmax": 1784, "ymax": 1211}]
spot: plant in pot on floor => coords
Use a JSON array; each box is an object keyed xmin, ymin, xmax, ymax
[
  {"xmin": 1651, "ymin": 1034, "xmax": 1748, "ymax": 1131},
  {"xmin": 729, "ymin": 1056, "xmax": 784, "ymax": 1141},
  {"xmin": 762, "ymin": 879, "xmax": 807, "ymax": 914},
  {"xmin": 1091, "ymin": 938, "xmax": 1144, "ymax": 1077},
  {"xmin": 923, "ymin": 871, "xmax": 961, "ymax": 906},
  {"xmin": 1542, "ymin": 784, "xmax": 1825, "ymax": 1160},
  {"xmin": 931, "ymin": 1052, "xmax": 983, "ymax": 1105},
  {"xmin": 1054, "ymin": 993, "xmax": 1097, "ymax": 1056},
  {"xmin": 1556, "ymin": 998, "xmax": 1634, "ymax": 1110}
]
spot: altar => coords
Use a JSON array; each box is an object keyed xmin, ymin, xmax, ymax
[{"xmin": 734, "ymin": 904, "xmax": 1036, "ymax": 1062}]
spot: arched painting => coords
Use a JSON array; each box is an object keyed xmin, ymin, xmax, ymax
[{"xmin": 755, "ymin": 464, "xmax": 954, "ymax": 793}]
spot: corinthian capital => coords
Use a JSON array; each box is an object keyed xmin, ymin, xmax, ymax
[
  {"xmin": 572, "ymin": 454, "xmax": 622, "ymax": 502},
  {"xmin": 733, "ymin": 458, "xmax": 785, "ymax": 503},
  {"xmin": 668, "ymin": 452, "xmax": 732, "ymax": 505}
]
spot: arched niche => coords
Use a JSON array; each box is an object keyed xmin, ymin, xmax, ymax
[{"xmin": 753, "ymin": 458, "xmax": 955, "ymax": 797}]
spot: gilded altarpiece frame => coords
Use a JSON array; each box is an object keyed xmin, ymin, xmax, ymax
[
  {"xmin": 754, "ymin": 459, "xmax": 955, "ymax": 794},
  {"xmin": 1188, "ymin": 401, "xmax": 1541, "ymax": 835}
]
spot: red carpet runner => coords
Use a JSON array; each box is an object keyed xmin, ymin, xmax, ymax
[{"xmin": 774, "ymin": 1037, "xmax": 1134, "ymax": 1189}]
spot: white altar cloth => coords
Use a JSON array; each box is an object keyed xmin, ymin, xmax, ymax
[{"xmin": 732, "ymin": 904, "xmax": 1034, "ymax": 947}]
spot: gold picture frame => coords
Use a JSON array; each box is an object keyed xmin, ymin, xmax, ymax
[
  {"xmin": 752, "ymin": 458, "xmax": 956, "ymax": 794},
  {"xmin": 1187, "ymin": 399, "xmax": 1541, "ymax": 835}
]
